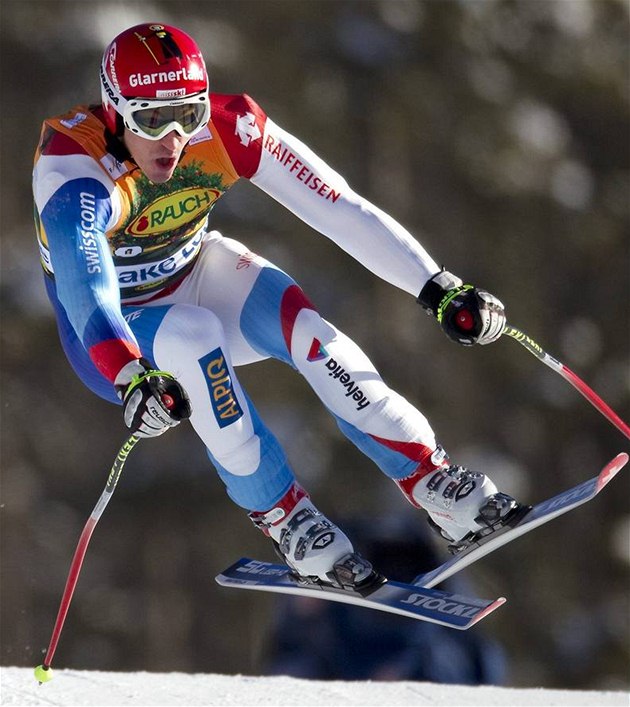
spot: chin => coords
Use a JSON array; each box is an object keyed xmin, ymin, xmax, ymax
[
  {"xmin": 146, "ymin": 169, "xmax": 174, "ymax": 184},
  {"xmin": 150, "ymin": 174, "xmax": 172, "ymax": 184}
]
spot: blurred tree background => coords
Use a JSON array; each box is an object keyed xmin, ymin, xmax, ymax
[{"xmin": 1, "ymin": 0, "xmax": 629, "ymax": 692}]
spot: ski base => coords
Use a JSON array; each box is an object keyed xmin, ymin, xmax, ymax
[
  {"xmin": 216, "ymin": 558, "xmax": 504, "ymax": 630},
  {"xmin": 413, "ymin": 452, "xmax": 628, "ymax": 589}
]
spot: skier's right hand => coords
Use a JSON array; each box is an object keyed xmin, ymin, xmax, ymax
[{"xmin": 114, "ymin": 359, "xmax": 192, "ymax": 438}]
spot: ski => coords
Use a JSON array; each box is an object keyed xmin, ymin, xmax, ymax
[
  {"xmin": 216, "ymin": 454, "xmax": 626, "ymax": 628},
  {"xmin": 413, "ymin": 452, "xmax": 628, "ymax": 589},
  {"xmin": 216, "ymin": 557, "xmax": 505, "ymax": 629}
]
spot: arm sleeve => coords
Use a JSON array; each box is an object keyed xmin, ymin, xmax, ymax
[
  {"xmin": 34, "ymin": 154, "xmax": 141, "ymax": 382},
  {"xmin": 250, "ymin": 117, "xmax": 440, "ymax": 296}
]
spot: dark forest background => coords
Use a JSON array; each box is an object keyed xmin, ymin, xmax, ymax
[{"xmin": 1, "ymin": 0, "xmax": 629, "ymax": 692}]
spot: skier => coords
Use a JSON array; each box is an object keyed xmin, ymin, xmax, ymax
[{"xmin": 33, "ymin": 23, "xmax": 524, "ymax": 590}]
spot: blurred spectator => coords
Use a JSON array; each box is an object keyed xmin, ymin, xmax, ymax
[{"xmin": 264, "ymin": 515, "xmax": 508, "ymax": 684}]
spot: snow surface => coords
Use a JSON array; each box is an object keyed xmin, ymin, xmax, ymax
[{"xmin": 1, "ymin": 667, "xmax": 628, "ymax": 707}]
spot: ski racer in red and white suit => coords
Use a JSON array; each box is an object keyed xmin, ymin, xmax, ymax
[{"xmin": 33, "ymin": 23, "xmax": 518, "ymax": 586}]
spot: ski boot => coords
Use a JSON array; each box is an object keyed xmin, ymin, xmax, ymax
[
  {"xmin": 249, "ymin": 483, "xmax": 383, "ymax": 592},
  {"xmin": 396, "ymin": 448, "xmax": 530, "ymax": 553}
]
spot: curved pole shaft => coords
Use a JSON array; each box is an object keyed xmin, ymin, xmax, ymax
[{"xmin": 504, "ymin": 325, "xmax": 630, "ymax": 441}]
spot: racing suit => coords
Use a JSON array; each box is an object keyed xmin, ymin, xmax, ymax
[{"xmin": 33, "ymin": 93, "xmax": 444, "ymax": 511}]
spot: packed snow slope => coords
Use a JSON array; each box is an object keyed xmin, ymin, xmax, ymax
[{"xmin": 1, "ymin": 667, "xmax": 628, "ymax": 707}]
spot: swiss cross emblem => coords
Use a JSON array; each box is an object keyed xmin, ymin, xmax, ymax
[{"xmin": 235, "ymin": 111, "xmax": 261, "ymax": 146}]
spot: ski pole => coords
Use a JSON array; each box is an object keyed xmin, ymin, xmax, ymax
[
  {"xmin": 34, "ymin": 434, "xmax": 141, "ymax": 683},
  {"xmin": 504, "ymin": 325, "xmax": 630, "ymax": 441}
]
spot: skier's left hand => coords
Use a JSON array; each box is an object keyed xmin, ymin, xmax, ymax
[{"xmin": 418, "ymin": 270, "xmax": 506, "ymax": 346}]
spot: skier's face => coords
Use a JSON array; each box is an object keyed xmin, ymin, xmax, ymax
[{"xmin": 124, "ymin": 129, "xmax": 189, "ymax": 183}]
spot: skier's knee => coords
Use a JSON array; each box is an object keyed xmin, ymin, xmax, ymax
[{"xmin": 155, "ymin": 304, "xmax": 227, "ymax": 367}]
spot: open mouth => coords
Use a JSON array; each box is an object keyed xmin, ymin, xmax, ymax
[{"xmin": 156, "ymin": 156, "xmax": 177, "ymax": 169}]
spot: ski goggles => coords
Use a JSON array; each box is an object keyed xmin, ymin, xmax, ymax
[{"xmin": 123, "ymin": 92, "xmax": 210, "ymax": 141}]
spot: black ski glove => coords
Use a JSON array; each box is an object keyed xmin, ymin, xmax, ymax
[
  {"xmin": 418, "ymin": 270, "xmax": 506, "ymax": 346},
  {"xmin": 114, "ymin": 359, "xmax": 192, "ymax": 438}
]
